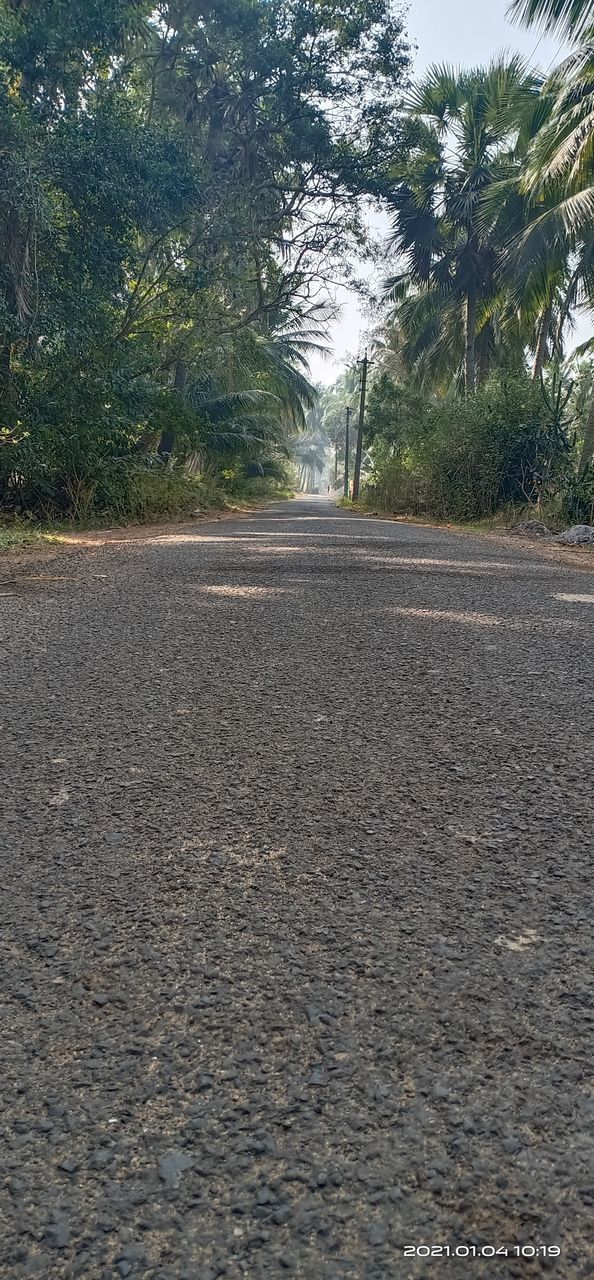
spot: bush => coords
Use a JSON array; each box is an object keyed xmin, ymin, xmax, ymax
[
  {"xmin": 561, "ymin": 466, "xmax": 594, "ymax": 526},
  {"xmin": 113, "ymin": 467, "xmax": 228, "ymax": 523},
  {"xmin": 0, "ymin": 421, "xmax": 288, "ymax": 525},
  {"xmin": 214, "ymin": 456, "xmax": 292, "ymax": 501},
  {"xmin": 0, "ymin": 432, "xmax": 228, "ymax": 523},
  {"xmin": 364, "ymin": 372, "xmax": 575, "ymax": 522}
]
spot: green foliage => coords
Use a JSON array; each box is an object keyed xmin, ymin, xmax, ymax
[
  {"xmin": 214, "ymin": 456, "xmax": 292, "ymax": 499},
  {"xmin": 0, "ymin": 0, "xmax": 411, "ymax": 524},
  {"xmin": 364, "ymin": 371, "xmax": 576, "ymax": 521},
  {"xmin": 0, "ymin": 521, "xmax": 52, "ymax": 552},
  {"xmin": 372, "ymin": 29, "xmax": 594, "ymax": 526},
  {"xmin": 561, "ymin": 465, "xmax": 594, "ymax": 524},
  {"xmin": 114, "ymin": 468, "xmax": 229, "ymax": 524},
  {"xmin": 383, "ymin": 59, "xmax": 544, "ymax": 392},
  {"xmin": 509, "ymin": 0, "xmax": 592, "ymax": 39}
]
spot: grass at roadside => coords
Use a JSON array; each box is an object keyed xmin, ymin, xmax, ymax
[
  {"xmin": 0, "ymin": 524, "xmax": 64, "ymax": 554},
  {"xmin": 334, "ymin": 495, "xmax": 566, "ymax": 534},
  {"xmin": 335, "ymin": 495, "xmax": 472, "ymax": 529},
  {"xmin": 1, "ymin": 488, "xmax": 294, "ymax": 557}
]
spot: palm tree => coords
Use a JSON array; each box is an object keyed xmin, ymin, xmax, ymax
[
  {"xmin": 520, "ymin": 40, "xmax": 594, "ymax": 244},
  {"xmin": 509, "ymin": 0, "xmax": 593, "ymax": 39},
  {"xmin": 157, "ymin": 312, "xmax": 321, "ymax": 461},
  {"xmin": 319, "ymin": 368, "xmax": 360, "ymax": 483},
  {"xmin": 384, "ymin": 59, "xmax": 542, "ymax": 392},
  {"xmin": 289, "ymin": 433, "xmax": 326, "ymax": 491},
  {"xmin": 510, "ymin": 0, "xmax": 594, "ymax": 470},
  {"xmin": 289, "ymin": 403, "xmax": 328, "ymax": 492}
]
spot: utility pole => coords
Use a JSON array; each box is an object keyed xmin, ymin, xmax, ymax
[
  {"xmin": 343, "ymin": 405, "xmax": 352, "ymax": 497},
  {"xmin": 351, "ymin": 350, "xmax": 369, "ymax": 501}
]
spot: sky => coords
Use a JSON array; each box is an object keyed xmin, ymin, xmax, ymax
[{"xmin": 307, "ymin": 0, "xmax": 569, "ymax": 385}]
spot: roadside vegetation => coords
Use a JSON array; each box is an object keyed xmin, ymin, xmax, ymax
[
  {"xmin": 0, "ymin": 1, "xmax": 409, "ymax": 530},
  {"xmin": 317, "ymin": 0, "xmax": 594, "ymax": 530},
  {"xmin": 2, "ymin": 1, "xmax": 593, "ymax": 540}
]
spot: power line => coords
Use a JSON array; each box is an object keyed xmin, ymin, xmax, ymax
[
  {"xmin": 542, "ymin": 39, "xmax": 567, "ymax": 77},
  {"xmin": 526, "ymin": 30, "xmax": 547, "ymax": 66}
]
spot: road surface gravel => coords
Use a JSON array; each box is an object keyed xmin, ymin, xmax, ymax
[{"xmin": 1, "ymin": 498, "xmax": 593, "ymax": 1279}]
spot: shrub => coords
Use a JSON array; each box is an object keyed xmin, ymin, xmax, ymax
[
  {"xmin": 0, "ymin": 432, "xmax": 228, "ymax": 523},
  {"xmin": 561, "ymin": 466, "xmax": 594, "ymax": 526},
  {"xmin": 364, "ymin": 372, "xmax": 575, "ymax": 521},
  {"xmin": 113, "ymin": 467, "xmax": 228, "ymax": 523}
]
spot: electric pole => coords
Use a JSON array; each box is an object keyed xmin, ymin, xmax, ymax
[
  {"xmin": 351, "ymin": 350, "xmax": 369, "ymax": 501},
  {"xmin": 343, "ymin": 405, "xmax": 352, "ymax": 497}
]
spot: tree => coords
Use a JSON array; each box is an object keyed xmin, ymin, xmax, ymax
[
  {"xmin": 509, "ymin": 0, "xmax": 593, "ymax": 39},
  {"xmin": 383, "ymin": 59, "xmax": 543, "ymax": 393},
  {"xmin": 0, "ymin": 0, "xmax": 412, "ymax": 518},
  {"xmin": 510, "ymin": 0, "xmax": 594, "ymax": 471},
  {"xmin": 319, "ymin": 368, "xmax": 360, "ymax": 485}
]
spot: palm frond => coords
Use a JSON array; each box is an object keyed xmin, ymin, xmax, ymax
[{"xmin": 508, "ymin": 0, "xmax": 593, "ymax": 39}]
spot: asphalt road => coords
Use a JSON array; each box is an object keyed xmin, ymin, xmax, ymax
[{"xmin": 2, "ymin": 497, "xmax": 593, "ymax": 1280}]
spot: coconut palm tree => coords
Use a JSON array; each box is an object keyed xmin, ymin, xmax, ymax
[
  {"xmin": 510, "ymin": 0, "xmax": 594, "ymax": 470},
  {"xmin": 286, "ymin": 433, "xmax": 324, "ymax": 491},
  {"xmin": 509, "ymin": 0, "xmax": 594, "ymax": 247},
  {"xmin": 157, "ymin": 312, "xmax": 321, "ymax": 462},
  {"xmin": 384, "ymin": 58, "xmax": 543, "ymax": 392},
  {"xmin": 509, "ymin": 0, "xmax": 593, "ymax": 39},
  {"xmin": 519, "ymin": 39, "xmax": 594, "ymax": 245}
]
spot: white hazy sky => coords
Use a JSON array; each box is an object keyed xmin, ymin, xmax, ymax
[{"xmin": 308, "ymin": 0, "xmax": 569, "ymax": 384}]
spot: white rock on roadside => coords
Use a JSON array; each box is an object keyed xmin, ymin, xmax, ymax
[{"xmin": 553, "ymin": 525, "xmax": 594, "ymax": 546}]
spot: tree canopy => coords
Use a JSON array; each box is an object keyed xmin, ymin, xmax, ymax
[
  {"xmin": 1, "ymin": 0, "xmax": 593, "ymax": 528},
  {"xmin": 0, "ymin": 0, "xmax": 410, "ymax": 518}
]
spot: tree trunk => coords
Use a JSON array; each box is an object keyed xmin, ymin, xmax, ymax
[
  {"xmin": 158, "ymin": 359, "xmax": 188, "ymax": 461},
  {"xmin": 532, "ymin": 302, "xmax": 552, "ymax": 381},
  {"xmin": 464, "ymin": 290, "xmax": 477, "ymax": 394},
  {"xmin": 334, "ymin": 445, "xmax": 338, "ymax": 487},
  {"xmin": 578, "ymin": 383, "xmax": 594, "ymax": 476},
  {"xmin": 477, "ymin": 341, "xmax": 489, "ymax": 387},
  {"xmin": 0, "ymin": 259, "xmax": 17, "ymax": 426},
  {"xmin": 0, "ymin": 338, "xmax": 12, "ymax": 423}
]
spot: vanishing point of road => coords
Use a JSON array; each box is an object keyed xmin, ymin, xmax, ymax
[{"xmin": 2, "ymin": 498, "xmax": 593, "ymax": 1279}]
